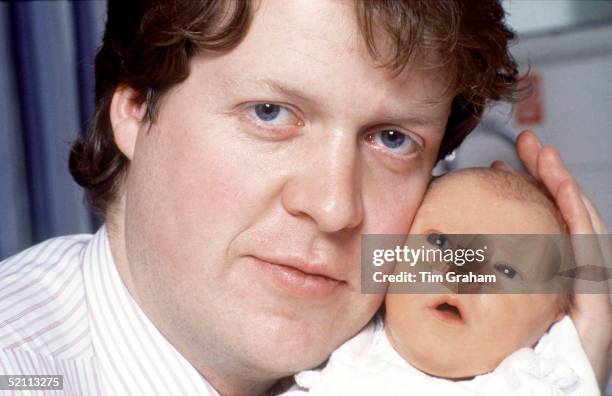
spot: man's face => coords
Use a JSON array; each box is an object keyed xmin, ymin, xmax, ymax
[{"xmin": 120, "ymin": 0, "xmax": 451, "ymax": 381}]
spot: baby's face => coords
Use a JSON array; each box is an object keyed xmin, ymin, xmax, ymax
[{"xmin": 385, "ymin": 174, "xmax": 564, "ymax": 378}]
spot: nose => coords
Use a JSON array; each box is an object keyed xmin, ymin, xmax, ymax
[{"xmin": 281, "ymin": 130, "xmax": 364, "ymax": 233}]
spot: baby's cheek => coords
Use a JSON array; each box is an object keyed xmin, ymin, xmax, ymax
[
  {"xmin": 385, "ymin": 295, "xmax": 421, "ymax": 339},
  {"xmin": 531, "ymin": 294, "xmax": 563, "ymax": 323},
  {"xmin": 478, "ymin": 295, "xmax": 532, "ymax": 338},
  {"xmin": 513, "ymin": 294, "xmax": 561, "ymax": 346}
]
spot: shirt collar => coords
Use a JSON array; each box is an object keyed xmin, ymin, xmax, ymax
[{"xmin": 82, "ymin": 226, "xmax": 219, "ymax": 395}]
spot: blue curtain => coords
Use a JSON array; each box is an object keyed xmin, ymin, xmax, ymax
[{"xmin": 0, "ymin": 1, "xmax": 107, "ymax": 259}]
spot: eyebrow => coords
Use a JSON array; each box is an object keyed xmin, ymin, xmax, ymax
[
  {"xmin": 261, "ymin": 78, "xmax": 314, "ymax": 103},
  {"xmin": 375, "ymin": 113, "xmax": 447, "ymax": 128},
  {"xmin": 224, "ymin": 77, "xmax": 315, "ymax": 105},
  {"xmin": 225, "ymin": 77, "xmax": 449, "ymax": 128}
]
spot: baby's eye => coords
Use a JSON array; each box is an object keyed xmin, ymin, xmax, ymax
[
  {"xmin": 494, "ymin": 264, "xmax": 519, "ymax": 280},
  {"xmin": 427, "ymin": 233, "xmax": 448, "ymax": 249},
  {"xmin": 365, "ymin": 129, "xmax": 421, "ymax": 156},
  {"xmin": 245, "ymin": 103, "xmax": 303, "ymax": 126}
]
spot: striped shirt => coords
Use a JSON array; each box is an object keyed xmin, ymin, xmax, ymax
[{"xmin": 0, "ymin": 227, "xmax": 220, "ymax": 395}]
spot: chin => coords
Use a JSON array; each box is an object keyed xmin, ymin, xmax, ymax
[
  {"xmin": 416, "ymin": 361, "xmax": 497, "ymax": 380},
  {"xmin": 397, "ymin": 345, "xmax": 500, "ymax": 380},
  {"xmin": 248, "ymin": 318, "xmax": 337, "ymax": 373},
  {"xmin": 250, "ymin": 343, "xmax": 331, "ymax": 377},
  {"xmin": 426, "ymin": 366, "xmax": 496, "ymax": 381}
]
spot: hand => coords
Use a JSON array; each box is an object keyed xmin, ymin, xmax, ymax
[{"xmin": 493, "ymin": 130, "xmax": 611, "ymax": 389}]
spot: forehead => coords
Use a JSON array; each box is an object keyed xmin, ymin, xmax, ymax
[
  {"xmin": 413, "ymin": 175, "xmax": 562, "ymax": 234},
  {"xmin": 202, "ymin": 0, "xmax": 452, "ymax": 118},
  {"xmin": 415, "ymin": 176, "xmax": 565, "ymax": 282}
]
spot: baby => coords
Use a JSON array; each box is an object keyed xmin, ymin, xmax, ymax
[{"xmin": 285, "ymin": 168, "xmax": 599, "ymax": 395}]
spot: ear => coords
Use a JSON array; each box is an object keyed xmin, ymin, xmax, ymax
[{"xmin": 110, "ymin": 86, "xmax": 147, "ymax": 160}]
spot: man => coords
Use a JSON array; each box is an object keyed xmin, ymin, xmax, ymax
[{"xmin": 1, "ymin": 1, "xmax": 609, "ymax": 395}]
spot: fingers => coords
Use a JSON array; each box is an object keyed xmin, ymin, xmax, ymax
[
  {"xmin": 580, "ymin": 192, "xmax": 609, "ymax": 234},
  {"xmin": 516, "ymin": 130, "xmax": 542, "ymax": 180},
  {"xmin": 558, "ymin": 181, "xmax": 609, "ymax": 294},
  {"xmin": 571, "ymin": 293, "xmax": 612, "ymax": 388},
  {"xmin": 537, "ymin": 146, "xmax": 574, "ymax": 200},
  {"xmin": 519, "ymin": 132, "xmax": 606, "ymax": 235},
  {"xmin": 516, "ymin": 130, "xmax": 611, "ymax": 385},
  {"xmin": 555, "ymin": 179, "xmax": 594, "ymax": 234},
  {"xmin": 535, "ymin": 147, "xmax": 606, "ymax": 236}
]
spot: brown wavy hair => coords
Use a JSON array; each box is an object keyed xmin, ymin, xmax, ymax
[{"xmin": 70, "ymin": 0, "xmax": 523, "ymax": 216}]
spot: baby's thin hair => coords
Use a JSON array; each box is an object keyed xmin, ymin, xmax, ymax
[{"xmin": 432, "ymin": 168, "xmax": 568, "ymax": 233}]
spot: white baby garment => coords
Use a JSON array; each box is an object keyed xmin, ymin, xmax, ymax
[{"xmin": 283, "ymin": 316, "xmax": 599, "ymax": 395}]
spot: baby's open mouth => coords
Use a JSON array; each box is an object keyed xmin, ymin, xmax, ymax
[{"xmin": 432, "ymin": 301, "xmax": 465, "ymax": 324}]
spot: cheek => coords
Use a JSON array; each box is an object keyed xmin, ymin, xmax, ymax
[
  {"xmin": 520, "ymin": 295, "xmax": 561, "ymax": 327},
  {"xmin": 386, "ymin": 295, "xmax": 422, "ymax": 326},
  {"xmin": 168, "ymin": 117, "xmax": 283, "ymax": 219},
  {"xmin": 384, "ymin": 295, "xmax": 422, "ymax": 346},
  {"xmin": 362, "ymin": 166, "xmax": 431, "ymax": 234},
  {"xmin": 128, "ymin": 124, "xmax": 278, "ymax": 275},
  {"xmin": 174, "ymin": 153, "xmax": 255, "ymax": 222},
  {"xmin": 477, "ymin": 295, "xmax": 557, "ymax": 344},
  {"xmin": 474, "ymin": 296, "xmax": 524, "ymax": 341}
]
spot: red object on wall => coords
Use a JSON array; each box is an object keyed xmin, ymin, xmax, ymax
[{"xmin": 515, "ymin": 73, "xmax": 544, "ymax": 126}]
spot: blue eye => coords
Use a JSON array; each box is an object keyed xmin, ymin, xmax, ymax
[
  {"xmin": 427, "ymin": 233, "xmax": 448, "ymax": 248},
  {"xmin": 494, "ymin": 264, "xmax": 518, "ymax": 279},
  {"xmin": 366, "ymin": 129, "xmax": 420, "ymax": 155},
  {"xmin": 254, "ymin": 103, "xmax": 280, "ymax": 121},
  {"xmin": 381, "ymin": 130, "xmax": 405, "ymax": 148},
  {"xmin": 246, "ymin": 103, "xmax": 303, "ymax": 127}
]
